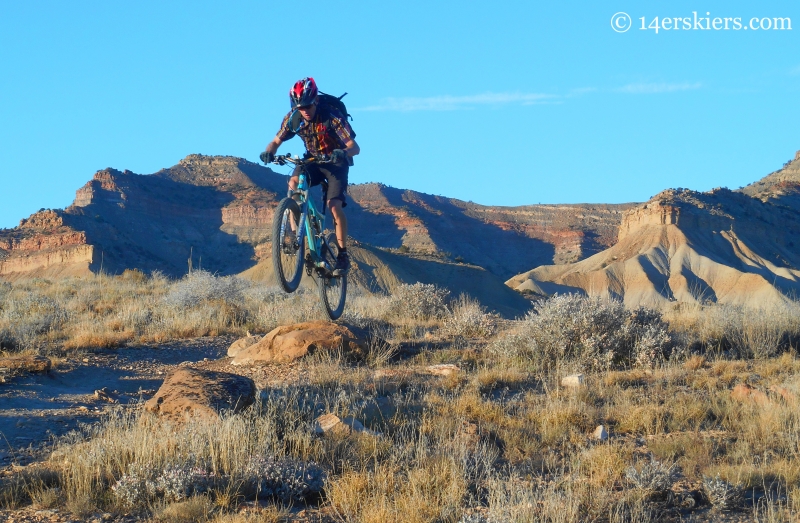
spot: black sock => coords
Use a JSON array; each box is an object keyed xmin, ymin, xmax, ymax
[{"xmin": 339, "ymin": 248, "xmax": 347, "ymax": 254}]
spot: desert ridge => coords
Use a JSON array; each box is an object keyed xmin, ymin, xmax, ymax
[{"xmin": 4, "ymin": 150, "xmax": 800, "ymax": 311}]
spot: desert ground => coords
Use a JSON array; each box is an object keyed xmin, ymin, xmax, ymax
[{"xmin": 1, "ymin": 271, "xmax": 799, "ymax": 523}]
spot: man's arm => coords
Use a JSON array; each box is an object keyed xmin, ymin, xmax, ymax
[
  {"xmin": 265, "ymin": 136, "xmax": 283, "ymax": 156},
  {"xmin": 343, "ymin": 139, "xmax": 360, "ymax": 158}
]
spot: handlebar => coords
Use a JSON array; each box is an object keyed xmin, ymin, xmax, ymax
[{"xmin": 271, "ymin": 154, "xmax": 334, "ymax": 167}]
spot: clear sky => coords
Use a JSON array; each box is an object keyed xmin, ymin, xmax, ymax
[{"xmin": 1, "ymin": 1, "xmax": 798, "ymax": 228}]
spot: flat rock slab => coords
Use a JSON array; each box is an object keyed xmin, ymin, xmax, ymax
[
  {"xmin": 144, "ymin": 368, "xmax": 256, "ymax": 422},
  {"xmin": 0, "ymin": 355, "xmax": 51, "ymax": 374},
  {"xmin": 231, "ymin": 321, "xmax": 368, "ymax": 366}
]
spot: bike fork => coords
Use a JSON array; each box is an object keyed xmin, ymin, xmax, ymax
[{"xmin": 296, "ymin": 204, "xmax": 308, "ymax": 247}]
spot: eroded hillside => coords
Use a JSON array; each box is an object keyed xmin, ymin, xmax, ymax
[
  {"xmin": 348, "ymin": 184, "xmax": 632, "ymax": 278},
  {"xmin": 508, "ymin": 183, "xmax": 800, "ymax": 307}
]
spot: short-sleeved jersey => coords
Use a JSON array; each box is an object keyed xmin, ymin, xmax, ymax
[{"xmin": 276, "ymin": 105, "xmax": 355, "ymax": 157}]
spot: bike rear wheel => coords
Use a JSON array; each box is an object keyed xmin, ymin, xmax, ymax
[
  {"xmin": 271, "ymin": 198, "xmax": 304, "ymax": 293},
  {"xmin": 317, "ymin": 233, "xmax": 347, "ymax": 320}
]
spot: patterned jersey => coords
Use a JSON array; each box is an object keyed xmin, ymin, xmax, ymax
[{"xmin": 276, "ymin": 105, "xmax": 355, "ymax": 157}]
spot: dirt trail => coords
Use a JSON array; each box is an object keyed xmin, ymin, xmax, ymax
[{"xmin": 0, "ymin": 337, "xmax": 232, "ymax": 465}]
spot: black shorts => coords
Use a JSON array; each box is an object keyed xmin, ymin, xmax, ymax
[{"xmin": 293, "ymin": 162, "xmax": 349, "ymax": 208}]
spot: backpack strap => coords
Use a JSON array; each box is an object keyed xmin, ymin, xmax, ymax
[
  {"xmin": 317, "ymin": 101, "xmax": 333, "ymax": 128},
  {"xmin": 288, "ymin": 110, "xmax": 303, "ymax": 134}
]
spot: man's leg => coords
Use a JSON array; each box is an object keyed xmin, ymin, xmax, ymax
[
  {"xmin": 328, "ymin": 197, "xmax": 350, "ymax": 274},
  {"xmin": 320, "ymin": 163, "xmax": 349, "ymax": 274},
  {"xmin": 329, "ymin": 199, "xmax": 348, "ymax": 250},
  {"xmin": 285, "ymin": 166, "xmax": 303, "ymax": 235},
  {"xmin": 288, "ymin": 169, "xmax": 303, "ymax": 201}
]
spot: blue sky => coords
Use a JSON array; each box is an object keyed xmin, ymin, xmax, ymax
[{"xmin": 1, "ymin": 1, "xmax": 798, "ymax": 228}]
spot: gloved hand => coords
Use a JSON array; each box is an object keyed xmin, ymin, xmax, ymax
[
  {"xmin": 331, "ymin": 149, "xmax": 348, "ymax": 166},
  {"xmin": 260, "ymin": 151, "xmax": 275, "ymax": 164}
]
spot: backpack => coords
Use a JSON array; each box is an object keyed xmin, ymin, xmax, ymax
[{"xmin": 318, "ymin": 91, "xmax": 353, "ymax": 125}]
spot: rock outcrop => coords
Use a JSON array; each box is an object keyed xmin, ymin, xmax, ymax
[
  {"xmin": 144, "ymin": 368, "xmax": 256, "ymax": 422},
  {"xmin": 0, "ymin": 209, "xmax": 94, "ymax": 278},
  {"xmin": 0, "ymin": 156, "xmax": 285, "ymax": 280},
  {"xmin": 231, "ymin": 321, "xmax": 368, "ymax": 366}
]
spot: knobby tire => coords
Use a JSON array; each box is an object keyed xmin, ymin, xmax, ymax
[
  {"xmin": 271, "ymin": 198, "xmax": 304, "ymax": 293},
  {"xmin": 317, "ymin": 232, "xmax": 347, "ymax": 319}
]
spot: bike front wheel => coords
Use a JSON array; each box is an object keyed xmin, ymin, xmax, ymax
[
  {"xmin": 271, "ymin": 198, "xmax": 305, "ymax": 293},
  {"xmin": 317, "ymin": 233, "xmax": 347, "ymax": 320}
]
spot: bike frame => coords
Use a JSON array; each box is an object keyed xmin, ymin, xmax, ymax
[{"xmin": 292, "ymin": 165, "xmax": 335, "ymax": 274}]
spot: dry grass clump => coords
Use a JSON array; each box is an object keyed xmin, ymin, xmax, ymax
[
  {"xmin": 0, "ymin": 466, "xmax": 60, "ymax": 509},
  {"xmin": 154, "ymin": 495, "xmax": 214, "ymax": 523},
  {"xmin": 379, "ymin": 282, "xmax": 450, "ymax": 322},
  {"xmin": 666, "ymin": 301, "xmax": 800, "ymax": 358},
  {"xmin": 489, "ymin": 294, "xmax": 672, "ymax": 374},
  {"xmin": 625, "ymin": 459, "xmax": 679, "ymax": 498},
  {"xmin": 209, "ymin": 506, "xmax": 289, "ymax": 523},
  {"xmin": 440, "ymin": 295, "xmax": 495, "ymax": 340},
  {"xmin": 328, "ymin": 458, "xmax": 465, "ymax": 523},
  {"xmin": 0, "ymin": 292, "xmax": 67, "ymax": 351},
  {"xmin": 702, "ymin": 474, "xmax": 744, "ymax": 511}
]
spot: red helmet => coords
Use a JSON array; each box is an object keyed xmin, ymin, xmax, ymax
[{"xmin": 289, "ymin": 77, "xmax": 318, "ymax": 109}]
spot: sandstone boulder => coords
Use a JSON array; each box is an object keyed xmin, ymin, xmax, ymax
[
  {"xmin": 0, "ymin": 355, "xmax": 51, "ymax": 374},
  {"xmin": 312, "ymin": 413, "xmax": 376, "ymax": 436},
  {"xmin": 730, "ymin": 383, "xmax": 770, "ymax": 406},
  {"xmin": 561, "ymin": 374, "xmax": 585, "ymax": 388},
  {"xmin": 768, "ymin": 384, "xmax": 798, "ymax": 405},
  {"xmin": 144, "ymin": 368, "xmax": 256, "ymax": 422},
  {"xmin": 227, "ymin": 333, "xmax": 262, "ymax": 358},
  {"xmin": 426, "ymin": 364, "xmax": 460, "ymax": 376},
  {"xmin": 593, "ymin": 425, "xmax": 609, "ymax": 441},
  {"xmin": 231, "ymin": 321, "xmax": 368, "ymax": 366}
]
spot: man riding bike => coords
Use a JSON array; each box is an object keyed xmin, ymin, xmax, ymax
[{"xmin": 260, "ymin": 77, "xmax": 360, "ymax": 275}]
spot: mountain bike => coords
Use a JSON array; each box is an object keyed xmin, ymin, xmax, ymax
[{"xmin": 270, "ymin": 154, "xmax": 347, "ymax": 320}]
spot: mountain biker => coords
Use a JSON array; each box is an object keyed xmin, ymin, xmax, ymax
[{"xmin": 260, "ymin": 77, "xmax": 360, "ymax": 275}]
